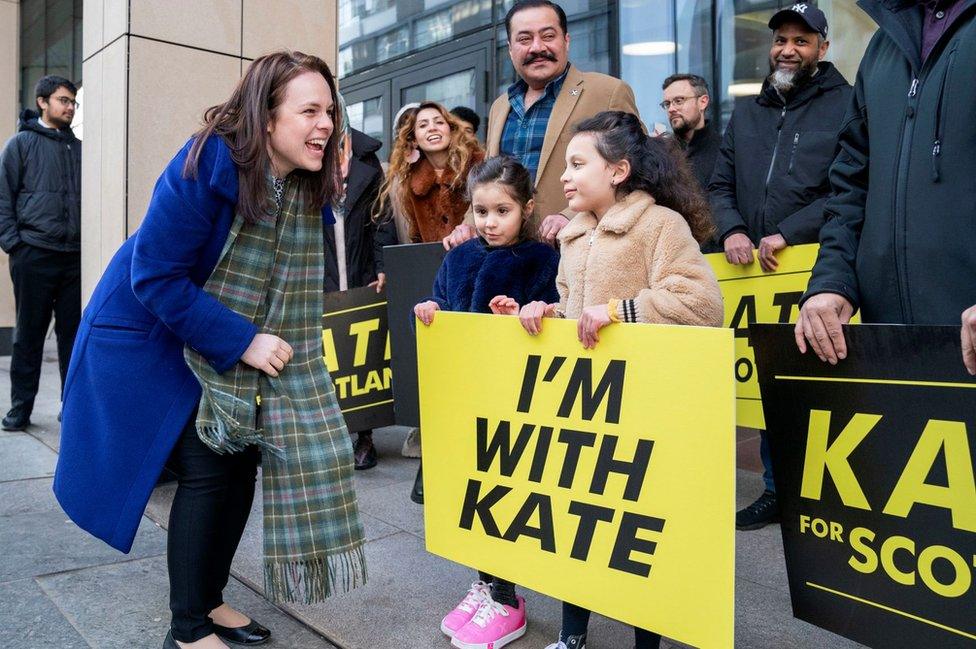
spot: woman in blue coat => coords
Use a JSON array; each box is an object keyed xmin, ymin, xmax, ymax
[{"xmin": 54, "ymin": 51, "xmax": 367, "ymax": 649}]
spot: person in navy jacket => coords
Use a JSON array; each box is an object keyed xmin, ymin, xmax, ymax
[
  {"xmin": 414, "ymin": 156, "xmax": 559, "ymax": 649},
  {"xmin": 54, "ymin": 52, "xmax": 347, "ymax": 649}
]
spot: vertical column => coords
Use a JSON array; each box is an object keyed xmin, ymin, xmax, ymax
[
  {"xmin": 0, "ymin": 0, "xmax": 21, "ymax": 353},
  {"xmin": 81, "ymin": 0, "xmax": 339, "ymax": 303}
]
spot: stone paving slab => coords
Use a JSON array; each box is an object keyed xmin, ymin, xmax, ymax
[
  {"xmin": 0, "ymin": 433, "xmax": 58, "ymax": 481},
  {"xmin": 0, "ymin": 477, "xmax": 61, "ymax": 516},
  {"xmin": 0, "ymin": 578, "xmax": 89, "ymax": 649},
  {"xmin": 37, "ymin": 555, "xmax": 337, "ymax": 649},
  {"xmin": 0, "ymin": 510, "xmax": 168, "ymax": 583}
]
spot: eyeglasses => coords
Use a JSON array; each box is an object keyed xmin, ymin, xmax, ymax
[
  {"xmin": 51, "ymin": 96, "xmax": 79, "ymax": 109},
  {"xmin": 659, "ymin": 95, "xmax": 699, "ymax": 110}
]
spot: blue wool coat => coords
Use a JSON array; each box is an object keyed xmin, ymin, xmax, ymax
[
  {"xmin": 53, "ymin": 136, "xmax": 335, "ymax": 553},
  {"xmin": 426, "ymin": 237, "xmax": 560, "ymax": 313}
]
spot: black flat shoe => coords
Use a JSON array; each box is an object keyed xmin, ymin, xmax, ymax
[
  {"xmin": 410, "ymin": 461, "xmax": 424, "ymax": 504},
  {"xmin": 213, "ymin": 619, "xmax": 271, "ymax": 645},
  {"xmin": 162, "ymin": 630, "xmax": 178, "ymax": 649}
]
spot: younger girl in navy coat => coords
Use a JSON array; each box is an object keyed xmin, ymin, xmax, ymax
[{"xmin": 414, "ymin": 156, "xmax": 558, "ymax": 649}]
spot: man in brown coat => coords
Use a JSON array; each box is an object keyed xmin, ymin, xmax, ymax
[{"xmin": 444, "ymin": 0, "xmax": 640, "ymax": 248}]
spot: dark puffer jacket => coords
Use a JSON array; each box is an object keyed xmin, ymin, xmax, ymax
[
  {"xmin": 0, "ymin": 109, "xmax": 82, "ymax": 253},
  {"xmin": 708, "ymin": 62, "xmax": 851, "ymax": 246},
  {"xmin": 804, "ymin": 0, "xmax": 976, "ymax": 324}
]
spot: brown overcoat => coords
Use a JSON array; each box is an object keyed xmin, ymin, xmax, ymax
[
  {"xmin": 556, "ymin": 191, "xmax": 723, "ymax": 326},
  {"xmin": 404, "ymin": 151, "xmax": 485, "ymax": 243}
]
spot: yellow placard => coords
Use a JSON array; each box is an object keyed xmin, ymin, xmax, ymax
[
  {"xmin": 706, "ymin": 244, "xmax": 858, "ymax": 429},
  {"xmin": 418, "ymin": 312, "xmax": 735, "ymax": 649}
]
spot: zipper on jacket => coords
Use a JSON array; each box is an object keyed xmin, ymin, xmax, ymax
[
  {"xmin": 890, "ymin": 75, "xmax": 920, "ymax": 322},
  {"xmin": 763, "ymin": 106, "xmax": 788, "ymax": 187},
  {"xmin": 930, "ymin": 49, "xmax": 956, "ymax": 183},
  {"xmin": 787, "ymin": 132, "xmax": 800, "ymax": 175}
]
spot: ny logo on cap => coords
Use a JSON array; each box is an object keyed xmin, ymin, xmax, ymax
[{"xmin": 792, "ymin": 3, "xmax": 809, "ymax": 12}]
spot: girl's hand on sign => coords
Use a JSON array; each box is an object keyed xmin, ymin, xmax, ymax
[
  {"xmin": 962, "ymin": 304, "xmax": 976, "ymax": 375},
  {"xmin": 578, "ymin": 304, "xmax": 613, "ymax": 349},
  {"xmin": 489, "ymin": 295, "xmax": 520, "ymax": 315},
  {"xmin": 414, "ymin": 300, "xmax": 440, "ymax": 326},
  {"xmin": 519, "ymin": 301, "xmax": 556, "ymax": 335},
  {"xmin": 241, "ymin": 333, "xmax": 293, "ymax": 377}
]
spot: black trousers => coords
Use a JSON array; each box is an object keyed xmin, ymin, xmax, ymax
[
  {"xmin": 7, "ymin": 244, "xmax": 80, "ymax": 415},
  {"xmin": 166, "ymin": 416, "xmax": 260, "ymax": 642},
  {"xmin": 562, "ymin": 601, "xmax": 661, "ymax": 649}
]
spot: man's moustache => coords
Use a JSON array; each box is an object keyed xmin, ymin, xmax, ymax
[{"xmin": 524, "ymin": 53, "xmax": 556, "ymax": 65}]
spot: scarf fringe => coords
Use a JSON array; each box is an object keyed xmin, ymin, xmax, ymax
[
  {"xmin": 263, "ymin": 544, "xmax": 368, "ymax": 604},
  {"xmin": 195, "ymin": 384, "xmax": 285, "ymax": 458}
]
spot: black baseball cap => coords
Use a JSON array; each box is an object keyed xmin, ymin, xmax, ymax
[{"xmin": 769, "ymin": 3, "xmax": 829, "ymax": 39}]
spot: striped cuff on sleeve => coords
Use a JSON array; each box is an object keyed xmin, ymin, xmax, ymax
[{"xmin": 619, "ymin": 299, "xmax": 640, "ymax": 323}]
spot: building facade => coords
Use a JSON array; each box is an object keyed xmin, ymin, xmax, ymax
[{"xmin": 0, "ymin": 0, "xmax": 876, "ymax": 333}]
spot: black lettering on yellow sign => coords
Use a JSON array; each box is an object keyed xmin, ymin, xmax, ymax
[
  {"xmin": 458, "ymin": 355, "xmax": 666, "ymax": 578},
  {"xmin": 728, "ymin": 291, "xmax": 804, "ymax": 342}
]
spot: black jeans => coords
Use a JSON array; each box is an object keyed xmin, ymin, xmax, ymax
[
  {"xmin": 7, "ymin": 244, "xmax": 80, "ymax": 415},
  {"xmin": 562, "ymin": 601, "xmax": 661, "ymax": 649},
  {"xmin": 166, "ymin": 416, "xmax": 260, "ymax": 642}
]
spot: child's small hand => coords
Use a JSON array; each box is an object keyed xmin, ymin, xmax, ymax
[
  {"xmin": 489, "ymin": 295, "xmax": 520, "ymax": 315},
  {"xmin": 578, "ymin": 304, "xmax": 613, "ymax": 349},
  {"xmin": 414, "ymin": 301, "xmax": 440, "ymax": 326},
  {"xmin": 519, "ymin": 301, "xmax": 555, "ymax": 335}
]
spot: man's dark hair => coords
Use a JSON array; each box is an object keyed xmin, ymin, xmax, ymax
[
  {"xmin": 505, "ymin": 0, "xmax": 568, "ymax": 41},
  {"xmin": 662, "ymin": 73, "xmax": 709, "ymax": 97},
  {"xmin": 35, "ymin": 75, "xmax": 77, "ymax": 100},
  {"xmin": 450, "ymin": 106, "xmax": 481, "ymax": 133}
]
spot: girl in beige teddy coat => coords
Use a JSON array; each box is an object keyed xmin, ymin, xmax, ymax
[{"xmin": 515, "ymin": 110, "xmax": 723, "ymax": 350}]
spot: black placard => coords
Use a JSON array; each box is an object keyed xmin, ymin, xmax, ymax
[
  {"xmin": 383, "ymin": 243, "xmax": 446, "ymax": 427},
  {"xmin": 752, "ymin": 323, "xmax": 976, "ymax": 648},
  {"xmin": 322, "ymin": 286, "xmax": 394, "ymax": 432}
]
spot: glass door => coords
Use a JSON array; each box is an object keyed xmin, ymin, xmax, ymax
[{"xmin": 342, "ymin": 81, "xmax": 392, "ymax": 159}]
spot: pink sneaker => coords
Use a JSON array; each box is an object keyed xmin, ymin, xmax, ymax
[
  {"xmin": 441, "ymin": 582, "xmax": 490, "ymax": 637},
  {"xmin": 450, "ymin": 594, "xmax": 526, "ymax": 649}
]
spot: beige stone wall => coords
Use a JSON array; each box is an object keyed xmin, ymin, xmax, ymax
[
  {"xmin": 0, "ymin": 0, "xmax": 20, "ymax": 331},
  {"xmin": 81, "ymin": 0, "xmax": 339, "ymax": 302}
]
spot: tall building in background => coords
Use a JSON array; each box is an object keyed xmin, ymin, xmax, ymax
[{"xmin": 0, "ymin": 0, "xmax": 875, "ymax": 334}]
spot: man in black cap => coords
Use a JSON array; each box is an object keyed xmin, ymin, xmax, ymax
[{"xmin": 708, "ymin": 3, "xmax": 851, "ymax": 530}]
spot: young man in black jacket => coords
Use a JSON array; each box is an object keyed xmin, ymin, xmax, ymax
[
  {"xmin": 0, "ymin": 76, "xmax": 81, "ymax": 431},
  {"xmin": 708, "ymin": 5, "xmax": 851, "ymax": 530},
  {"xmin": 797, "ymin": 0, "xmax": 976, "ymax": 378}
]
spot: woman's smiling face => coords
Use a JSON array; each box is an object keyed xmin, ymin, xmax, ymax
[
  {"xmin": 266, "ymin": 70, "xmax": 335, "ymax": 176},
  {"xmin": 414, "ymin": 107, "xmax": 452, "ymax": 154}
]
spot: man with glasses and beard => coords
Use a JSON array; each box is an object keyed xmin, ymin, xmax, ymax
[
  {"xmin": 443, "ymin": 0, "xmax": 640, "ymax": 248},
  {"xmin": 661, "ymin": 74, "xmax": 720, "ymax": 194},
  {"xmin": 0, "ymin": 75, "xmax": 81, "ymax": 432},
  {"xmin": 708, "ymin": 4, "xmax": 851, "ymax": 531}
]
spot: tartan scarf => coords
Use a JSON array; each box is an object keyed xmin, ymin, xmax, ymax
[{"xmin": 184, "ymin": 175, "xmax": 367, "ymax": 604}]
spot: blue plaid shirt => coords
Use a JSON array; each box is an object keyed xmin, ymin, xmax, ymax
[{"xmin": 499, "ymin": 65, "xmax": 571, "ymax": 181}]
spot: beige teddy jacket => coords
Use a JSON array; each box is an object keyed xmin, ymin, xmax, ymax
[{"xmin": 556, "ymin": 190, "xmax": 724, "ymax": 327}]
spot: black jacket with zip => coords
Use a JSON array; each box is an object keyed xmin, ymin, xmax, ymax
[
  {"xmin": 324, "ymin": 128, "xmax": 387, "ymax": 292},
  {"xmin": 804, "ymin": 0, "xmax": 976, "ymax": 324},
  {"xmin": 708, "ymin": 62, "xmax": 851, "ymax": 246},
  {"xmin": 0, "ymin": 109, "xmax": 81, "ymax": 253}
]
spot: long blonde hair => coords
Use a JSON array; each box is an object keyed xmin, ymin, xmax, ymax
[{"xmin": 374, "ymin": 101, "xmax": 483, "ymax": 221}]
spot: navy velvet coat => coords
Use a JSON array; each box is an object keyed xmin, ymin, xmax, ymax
[
  {"xmin": 53, "ymin": 136, "xmax": 334, "ymax": 552},
  {"xmin": 426, "ymin": 238, "xmax": 560, "ymax": 313}
]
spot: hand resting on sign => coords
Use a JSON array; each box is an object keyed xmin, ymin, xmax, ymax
[
  {"xmin": 519, "ymin": 301, "xmax": 558, "ymax": 335},
  {"xmin": 414, "ymin": 300, "xmax": 440, "ymax": 326},
  {"xmin": 577, "ymin": 304, "xmax": 614, "ymax": 350},
  {"xmin": 962, "ymin": 304, "xmax": 976, "ymax": 375},
  {"xmin": 794, "ymin": 293, "xmax": 854, "ymax": 365}
]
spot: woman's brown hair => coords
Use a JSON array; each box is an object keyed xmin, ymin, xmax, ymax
[
  {"xmin": 183, "ymin": 50, "xmax": 342, "ymax": 224},
  {"xmin": 573, "ymin": 111, "xmax": 715, "ymax": 243},
  {"xmin": 373, "ymin": 101, "xmax": 483, "ymax": 222}
]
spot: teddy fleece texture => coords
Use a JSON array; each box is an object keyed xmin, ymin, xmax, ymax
[
  {"xmin": 426, "ymin": 237, "xmax": 560, "ymax": 314},
  {"xmin": 556, "ymin": 190, "xmax": 723, "ymax": 326},
  {"xmin": 405, "ymin": 150, "xmax": 485, "ymax": 243}
]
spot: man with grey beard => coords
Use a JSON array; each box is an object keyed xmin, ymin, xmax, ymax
[{"xmin": 707, "ymin": 3, "xmax": 851, "ymax": 531}]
